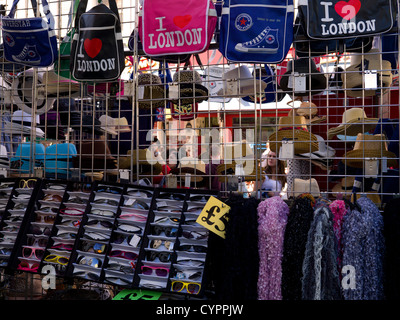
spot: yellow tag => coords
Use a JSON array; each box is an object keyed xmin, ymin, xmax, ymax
[{"xmin": 196, "ymin": 196, "xmax": 230, "ymax": 239}]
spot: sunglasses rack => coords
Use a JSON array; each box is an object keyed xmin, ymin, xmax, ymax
[{"xmin": 0, "ymin": 178, "xmax": 43, "ymax": 275}]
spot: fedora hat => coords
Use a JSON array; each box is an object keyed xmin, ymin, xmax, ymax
[
  {"xmin": 138, "ymin": 73, "xmax": 166, "ymax": 109},
  {"xmin": 37, "ymin": 70, "xmax": 80, "ymax": 98},
  {"xmin": 298, "ymin": 134, "xmax": 336, "ymax": 170},
  {"xmin": 11, "ymin": 69, "xmax": 56, "ymax": 115},
  {"xmin": 292, "ymin": 178, "xmax": 320, "ymax": 198},
  {"xmin": 217, "ymin": 65, "xmax": 267, "ymax": 97},
  {"xmin": 288, "ymin": 100, "xmax": 327, "ymax": 124},
  {"xmin": 170, "ymin": 157, "xmax": 207, "ymax": 183},
  {"xmin": 113, "ymin": 117, "xmax": 131, "ymax": 133},
  {"xmin": 332, "ymin": 177, "xmax": 355, "ymax": 197},
  {"xmin": 327, "ymin": 108, "xmax": 379, "ymax": 139},
  {"xmin": 341, "ymin": 49, "xmax": 392, "ymax": 98},
  {"xmin": 268, "ymin": 115, "xmax": 319, "ymax": 155},
  {"xmin": 172, "ymin": 70, "xmax": 208, "ymax": 105},
  {"xmin": 279, "ymin": 58, "xmax": 327, "ymax": 96},
  {"xmin": 344, "ymin": 133, "xmax": 397, "ymax": 168},
  {"xmin": 118, "ymin": 149, "xmax": 162, "ymax": 177},
  {"xmin": 99, "ymin": 115, "xmax": 118, "ymax": 136}
]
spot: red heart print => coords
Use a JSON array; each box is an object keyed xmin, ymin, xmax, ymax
[
  {"xmin": 334, "ymin": 0, "xmax": 361, "ymax": 20},
  {"xmin": 84, "ymin": 38, "xmax": 102, "ymax": 58},
  {"xmin": 173, "ymin": 15, "xmax": 192, "ymax": 28}
]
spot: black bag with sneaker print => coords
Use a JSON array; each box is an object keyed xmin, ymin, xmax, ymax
[
  {"xmin": 70, "ymin": 0, "xmax": 125, "ymax": 82},
  {"xmin": 219, "ymin": 0, "xmax": 294, "ymax": 64}
]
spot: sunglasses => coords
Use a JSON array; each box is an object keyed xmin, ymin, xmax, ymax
[
  {"xmin": 13, "ymin": 203, "xmax": 26, "ymax": 210},
  {"xmin": 72, "ymin": 183, "xmax": 93, "ymax": 193},
  {"xmin": 127, "ymin": 189, "xmax": 153, "ymax": 198},
  {"xmin": 146, "ymin": 251, "xmax": 171, "ymax": 262},
  {"xmin": 119, "ymin": 213, "xmax": 148, "ymax": 222},
  {"xmin": 176, "ymin": 259, "xmax": 205, "ymax": 267},
  {"xmin": 171, "ymin": 281, "xmax": 201, "ymax": 294},
  {"xmin": 67, "ymin": 196, "xmax": 88, "ymax": 205},
  {"xmin": 93, "ymin": 198, "xmax": 120, "ymax": 206},
  {"xmin": 0, "ymin": 183, "xmax": 14, "ymax": 189},
  {"xmin": 117, "ymin": 224, "xmax": 142, "ymax": 234},
  {"xmin": 37, "ymin": 206, "xmax": 59, "ymax": 214},
  {"xmin": 60, "ymin": 208, "xmax": 85, "ymax": 216},
  {"xmin": 97, "ymin": 186, "xmax": 123, "ymax": 194},
  {"xmin": 44, "ymin": 254, "xmax": 69, "ymax": 265},
  {"xmin": 59, "ymin": 219, "xmax": 81, "ymax": 228},
  {"xmin": 56, "ymin": 230, "xmax": 77, "ymax": 239},
  {"xmin": 35, "ymin": 212, "xmax": 57, "ymax": 224},
  {"xmin": 72, "ymin": 270, "xmax": 101, "ymax": 281},
  {"xmin": 154, "ymin": 216, "xmax": 180, "ymax": 225},
  {"xmin": 77, "ymin": 255, "xmax": 102, "ymax": 268},
  {"xmin": 181, "ymin": 230, "xmax": 208, "ymax": 240},
  {"xmin": 175, "ymin": 270, "xmax": 202, "ymax": 281},
  {"xmin": 87, "ymin": 219, "xmax": 114, "ymax": 229},
  {"xmin": 90, "ymin": 209, "xmax": 115, "ymax": 217},
  {"xmin": 141, "ymin": 265, "xmax": 169, "ymax": 277},
  {"xmin": 45, "ymin": 184, "xmax": 67, "ymax": 191},
  {"xmin": 18, "ymin": 260, "xmax": 39, "ymax": 271},
  {"xmin": 43, "ymin": 194, "xmax": 63, "ymax": 202},
  {"xmin": 151, "ymin": 225, "xmax": 178, "ymax": 237},
  {"xmin": 19, "ymin": 179, "xmax": 37, "ymax": 189},
  {"xmin": 178, "ymin": 244, "xmax": 207, "ymax": 253},
  {"xmin": 30, "ymin": 225, "xmax": 51, "ymax": 236},
  {"xmin": 84, "ymin": 232, "xmax": 109, "ymax": 241},
  {"xmin": 112, "ymin": 233, "xmax": 141, "ymax": 247},
  {"xmin": 107, "ymin": 261, "xmax": 135, "ymax": 274},
  {"xmin": 123, "ymin": 199, "xmax": 149, "ymax": 210},
  {"xmin": 149, "ymin": 239, "xmax": 174, "ymax": 251},
  {"xmin": 2, "ymin": 224, "xmax": 20, "ymax": 232},
  {"xmin": 155, "ymin": 206, "xmax": 182, "ymax": 214},
  {"xmin": 0, "ymin": 248, "xmax": 12, "ymax": 256},
  {"xmin": 22, "ymin": 247, "xmax": 44, "ymax": 260},
  {"xmin": 189, "ymin": 195, "xmax": 211, "ymax": 202},
  {"xmin": 158, "ymin": 193, "xmax": 186, "ymax": 201},
  {"xmin": 110, "ymin": 250, "xmax": 138, "ymax": 260},
  {"xmin": 81, "ymin": 241, "xmax": 106, "ymax": 254},
  {"xmin": 51, "ymin": 243, "xmax": 74, "ymax": 251},
  {"xmin": 26, "ymin": 235, "xmax": 48, "ymax": 248},
  {"xmin": 105, "ymin": 276, "xmax": 133, "ymax": 286}
]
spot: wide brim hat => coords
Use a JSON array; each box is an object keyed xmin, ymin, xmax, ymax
[
  {"xmin": 138, "ymin": 73, "xmax": 166, "ymax": 109},
  {"xmin": 279, "ymin": 58, "xmax": 327, "ymax": 96},
  {"xmin": 11, "ymin": 69, "xmax": 56, "ymax": 115},
  {"xmin": 327, "ymin": 107, "xmax": 379, "ymax": 139},
  {"xmin": 170, "ymin": 157, "xmax": 207, "ymax": 183},
  {"xmin": 291, "ymin": 100, "xmax": 327, "ymax": 124},
  {"xmin": 268, "ymin": 115, "xmax": 319, "ymax": 155},
  {"xmin": 99, "ymin": 115, "xmax": 118, "ymax": 135},
  {"xmin": 118, "ymin": 149, "xmax": 162, "ymax": 176},
  {"xmin": 3, "ymin": 110, "xmax": 45, "ymax": 137},
  {"xmin": 344, "ymin": 133, "xmax": 398, "ymax": 168},
  {"xmin": 113, "ymin": 117, "xmax": 131, "ymax": 133},
  {"xmin": 292, "ymin": 178, "xmax": 320, "ymax": 198},
  {"xmin": 216, "ymin": 161, "xmax": 262, "ymax": 183},
  {"xmin": 38, "ymin": 70, "xmax": 80, "ymax": 97},
  {"xmin": 342, "ymin": 49, "xmax": 392, "ymax": 98},
  {"xmin": 172, "ymin": 70, "xmax": 208, "ymax": 104},
  {"xmin": 332, "ymin": 177, "xmax": 355, "ymax": 197}
]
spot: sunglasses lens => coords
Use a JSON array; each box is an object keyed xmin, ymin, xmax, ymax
[
  {"xmin": 93, "ymin": 243, "xmax": 106, "ymax": 253},
  {"xmin": 187, "ymin": 283, "xmax": 200, "ymax": 294},
  {"xmin": 22, "ymin": 247, "xmax": 32, "ymax": 258},
  {"xmin": 172, "ymin": 281, "xmax": 184, "ymax": 292},
  {"xmin": 142, "ymin": 266, "xmax": 153, "ymax": 275},
  {"xmin": 125, "ymin": 252, "xmax": 138, "ymax": 260},
  {"xmin": 156, "ymin": 268, "xmax": 168, "ymax": 277}
]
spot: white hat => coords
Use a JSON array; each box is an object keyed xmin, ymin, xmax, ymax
[
  {"xmin": 3, "ymin": 110, "xmax": 44, "ymax": 137},
  {"xmin": 99, "ymin": 115, "xmax": 118, "ymax": 135}
]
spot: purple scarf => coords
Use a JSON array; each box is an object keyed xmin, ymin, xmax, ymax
[{"xmin": 257, "ymin": 196, "xmax": 289, "ymax": 300}]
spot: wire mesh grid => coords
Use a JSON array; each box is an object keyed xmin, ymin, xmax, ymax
[{"xmin": 0, "ymin": 0, "xmax": 399, "ymax": 298}]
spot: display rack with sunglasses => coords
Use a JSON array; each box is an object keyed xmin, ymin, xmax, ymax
[{"xmin": 0, "ymin": 178, "xmax": 43, "ymax": 274}]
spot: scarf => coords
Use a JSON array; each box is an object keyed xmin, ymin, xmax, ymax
[
  {"xmin": 257, "ymin": 196, "xmax": 289, "ymax": 300},
  {"xmin": 329, "ymin": 199, "xmax": 348, "ymax": 269}
]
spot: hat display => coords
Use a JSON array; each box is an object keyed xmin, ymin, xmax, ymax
[
  {"xmin": 344, "ymin": 133, "xmax": 398, "ymax": 168},
  {"xmin": 37, "ymin": 70, "xmax": 80, "ymax": 98},
  {"xmin": 298, "ymin": 134, "xmax": 336, "ymax": 170},
  {"xmin": 11, "ymin": 69, "xmax": 56, "ymax": 115},
  {"xmin": 292, "ymin": 178, "xmax": 320, "ymax": 198},
  {"xmin": 118, "ymin": 149, "xmax": 163, "ymax": 178},
  {"xmin": 217, "ymin": 65, "xmax": 267, "ymax": 97},
  {"xmin": 279, "ymin": 58, "xmax": 327, "ymax": 96},
  {"xmin": 268, "ymin": 115, "xmax": 319, "ymax": 155},
  {"xmin": 3, "ymin": 110, "xmax": 45, "ymax": 137},
  {"xmin": 138, "ymin": 73, "xmax": 166, "ymax": 109},
  {"xmin": 327, "ymin": 108, "xmax": 379, "ymax": 139},
  {"xmin": 341, "ymin": 49, "xmax": 392, "ymax": 98},
  {"xmin": 99, "ymin": 115, "xmax": 118, "ymax": 136},
  {"xmin": 172, "ymin": 70, "xmax": 209, "ymax": 105}
]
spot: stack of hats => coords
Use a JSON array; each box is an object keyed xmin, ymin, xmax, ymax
[
  {"xmin": 268, "ymin": 114, "xmax": 319, "ymax": 155},
  {"xmin": 3, "ymin": 110, "xmax": 45, "ymax": 137},
  {"xmin": 138, "ymin": 73, "xmax": 166, "ymax": 109},
  {"xmin": 172, "ymin": 70, "xmax": 209, "ymax": 105},
  {"xmin": 10, "ymin": 142, "xmax": 45, "ymax": 174},
  {"xmin": 297, "ymin": 134, "xmax": 336, "ymax": 170},
  {"xmin": 0, "ymin": 145, "xmax": 9, "ymax": 170},
  {"xmin": 44, "ymin": 143, "xmax": 77, "ymax": 176},
  {"xmin": 344, "ymin": 133, "xmax": 398, "ymax": 168},
  {"xmin": 327, "ymin": 108, "xmax": 379, "ymax": 139},
  {"xmin": 341, "ymin": 48, "xmax": 392, "ymax": 97},
  {"xmin": 73, "ymin": 140, "xmax": 116, "ymax": 170},
  {"xmin": 119, "ymin": 148, "xmax": 162, "ymax": 180}
]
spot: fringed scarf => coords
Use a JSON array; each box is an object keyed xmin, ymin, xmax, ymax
[{"xmin": 257, "ymin": 196, "xmax": 289, "ymax": 300}]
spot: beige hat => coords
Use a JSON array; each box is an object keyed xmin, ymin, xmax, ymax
[
  {"xmin": 327, "ymin": 108, "xmax": 378, "ymax": 139},
  {"xmin": 269, "ymin": 115, "xmax": 319, "ymax": 155},
  {"xmin": 332, "ymin": 177, "xmax": 355, "ymax": 198},
  {"xmin": 341, "ymin": 49, "xmax": 392, "ymax": 98},
  {"xmin": 99, "ymin": 115, "xmax": 118, "ymax": 135},
  {"xmin": 113, "ymin": 117, "xmax": 131, "ymax": 133},
  {"xmin": 288, "ymin": 99, "xmax": 327, "ymax": 124},
  {"xmin": 292, "ymin": 178, "xmax": 320, "ymax": 198},
  {"xmin": 344, "ymin": 133, "xmax": 397, "ymax": 168},
  {"xmin": 170, "ymin": 157, "xmax": 207, "ymax": 183}
]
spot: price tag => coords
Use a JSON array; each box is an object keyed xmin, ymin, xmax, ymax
[
  {"xmin": 120, "ymin": 169, "xmax": 129, "ymax": 180},
  {"xmin": 381, "ymin": 157, "xmax": 388, "ymax": 173},
  {"xmin": 235, "ymin": 164, "xmax": 245, "ymax": 176},
  {"xmin": 294, "ymin": 74, "xmax": 306, "ymax": 93},
  {"xmin": 279, "ymin": 140, "xmax": 294, "ymax": 159},
  {"xmin": 129, "ymin": 234, "xmax": 141, "ymax": 247},
  {"xmin": 0, "ymin": 168, "xmax": 7, "ymax": 178},
  {"xmin": 226, "ymin": 79, "xmax": 238, "ymax": 95},
  {"xmin": 365, "ymin": 70, "xmax": 378, "ymax": 90},
  {"xmin": 166, "ymin": 175, "xmax": 177, "ymax": 188},
  {"xmin": 168, "ymin": 84, "xmax": 179, "ymax": 99},
  {"xmin": 137, "ymin": 86, "xmax": 144, "ymax": 99},
  {"xmin": 34, "ymin": 167, "xmax": 43, "ymax": 178},
  {"xmin": 124, "ymin": 198, "xmax": 136, "ymax": 206},
  {"xmin": 196, "ymin": 196, "xmax": 230, "ymax": 239},
  {"xmin": 365, "ymin": 159, "xmax": 379, "ymax": 177},
  {"xmin": 185, "ymin": 173, "xmax": 191, "ymax": 188}
]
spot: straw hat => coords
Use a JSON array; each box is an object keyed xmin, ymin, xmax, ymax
[
  {"xmin": 118, "ymin": 149, "xmax": 162, "ymax": 176},
  {"xmin": 113, "ymin": 117, "xmax": 131, "ymax": 133},
  {"xmin": 344, "ymin": 133, "xmax": 397, "ymax": 168},
  {"xmin": 327, "ymin": 108, "xmax": 378, "ymax": 139},
  {"xmin": 138, "ymin": 73, "xmax": 166, "ymax": 109},
  {"xmin": 332, "ymin": 177, "xmax": 355, "ymax": 197},
  {"xmin": 279, "ymin": 58, "xmax": 327, "ymax": 96},
  {"xmin": 291, "ymin": 100, "xmax": 327, "ymax": 124},
  {"xmin": 268, "ymin": 115, "xmax": 319, "ymax": 155},
  {"xmin": 292, "ymin": 178, "xmax": 320, "ymax": 198},
  {"xmin": 172, "ymin": 70, "xmax": 208, "ymax": 105},
  {"xmin": 341, "ymin": 49, "xmax": 392, "ymax": 98},
  {"xmin": 170, "ymin": 157, "xmax": 207, "ymax": 183},
  {"xmin": 99, "ymin": 115, "xmax": 118, "ymax": 135}
]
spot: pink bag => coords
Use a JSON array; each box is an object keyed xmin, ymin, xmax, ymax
[{"xmin": 139, "ymin": 0, "xmax": 217, "ymax": 56}]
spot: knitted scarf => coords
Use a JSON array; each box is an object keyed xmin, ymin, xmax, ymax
[
  {"xmin": 329, "ymin": 199, "xmax": 348, "ymax": 269},
  {"xmin": 341, "ymin": 196, "xmax": 385, "ymax": 300},
  {"xmin": 301, "ymin": 204, "xmax": 342, "ymax": 300},
  {"xmin": 281, "ymin": 196, "xmax": 314, "ymax": 300},
  {"xmin": 257, "ymin": 196, "xmax": 289, "ymax": 300}
]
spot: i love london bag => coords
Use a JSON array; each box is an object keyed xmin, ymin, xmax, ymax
[
  {"xmin": 70, "ymin": 0, "xmax": 125, "ymax": 82},
  {"xmin": 1, "ymin": 0, "xmax": 58, "ymax": 67},
  {"xmin": 301, "ymin": 0, "xmax": 396, "ymax": 40},
  {"xmin": 139, "ymin": 0, "xmax": 217, "ymax": 56}
]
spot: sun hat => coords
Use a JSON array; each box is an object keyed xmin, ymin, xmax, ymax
[
  {"xmin": 217, "ymin": 65, "xmax": 267, "ymax": 97},
  {"xmin": 292, "ymin": 178, "xmax": 320, "ymax": 198},
  {"xmin": 268, "ymin": 115, "xmax": 319, "ymax": 155},
  {"xmin": 288, "ymin": 100, "xmax": 327, "ymax": 124},
  {"xmin": 99, "ymin": 115, "xmax": 118, "ymax": 136},
  {"xmin": 137, "ymin": 73, "xmax": 166, "ymax": 109},
  {"xmin": 170, "ymin": 157, "xmax": 207, "ymax": 183},
  {"xmin": 113, "ymin": 117, "xmax": 131, "ymax": 133},
  {"xmin": 37, "ymin": 70, "xmax": 80, "ymax": 98},
  {"xmin": 10, "ymin": 142, "xmax": 45, "ymax": 174},
  {"xmin": 332, "ymin": 177, "xmax": 355, "ymax": 198},
  {"xmin": 3, "ymin": 110, "xmax": 45, "ymax": 137},
  {"xmin": 344, "ymin": 133, "xmax": 398, "ymax": 168},
  {"xmin": 297, "ymin": 134, "xmax": 335, "ymax": 170},
  {"xmin": 279, "ymin": 58, "xmax": 327, "ymax": 96},
  {"xmin": 327, "ymin": 108, "xmax": 379, "ymax": 139},
  {"xmin": 118, "ymin": 149, "xmax": 162, "ymax": 177},
  {"xmin": 11, "ymin": 69, "xmax": 56, "ymax": 115},
  {"xmin": 171, "ymin": 70, "xmax": 209, "ymax": 105},
  {"xmin": 341, "ymin": 49, "xmax": 392, "ymax": 98}
]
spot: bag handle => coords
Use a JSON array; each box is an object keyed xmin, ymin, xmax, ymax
[
  {"xmin": 7, "ymin": 0, "xmax": 40, "ymax": 18},
  {"xmin": 7, "ymin": 0, "xmax": 55, "ymax": 30}
]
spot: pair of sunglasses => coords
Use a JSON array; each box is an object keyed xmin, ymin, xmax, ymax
[
  {"xmin": 146, "ymin": 251, "xmax": 171, "ymax": 262},
  {"xmin": 81, "ymin": 241, "xmax": 106, "ymax": 254},
  {"xmin": 110, "ymin": 250, "xmax": 138, "ymax": 260},
  {"xmin": 158, "ymin": 193, "xmax": 186, "ymax": 201},
  {"xmin": 22, "ymin": 247, "xmax": 44, "ymax": 260},
  {"xmin": 126, "ymin": 189, "xmax": 153, "ymax": 198},
  {"xmin": 178, "ymin": 244, "xmax": 207, "ymax": 253},
  {"xmin": 77, "ymin": 255, "xmax": 102, "ymax": 268},
  {"xmin": 141, "ymin": 265, "xmax": 169, "ymax": 277},
  {"xmin": 93, "ymin": 198, "xmax": 120, "ymax": 206},
  {"xmin": 149, "ymin": 239, "xmax": 174, "ymax": 251},
  {"xmin": 171, "ymin": 281, "xmax": 201, "ymax": 294},
  {"xmin": 87, "ymin": 219, "xmax": 113, "ymax": 229},
  {"xmin": 151, "ymin": 225, "xmax": 178, "ymax": 237},
  {"xmin": 112, "ymin": 233, "xmax": 141, "ymax": 247}
]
